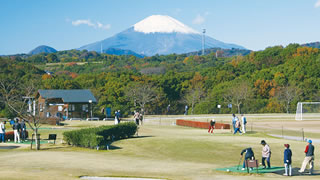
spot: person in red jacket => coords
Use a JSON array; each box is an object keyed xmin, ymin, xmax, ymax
[
  {"xmin": 208, "ymin": 119, "xmax": 215, "ymax": 133},
  {"xmin": 299, "ymin": 139, "xmax": 314, "ymax": 174}
]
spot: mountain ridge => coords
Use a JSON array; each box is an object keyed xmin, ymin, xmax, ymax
[
  {"xmin": 79, "ymin": 15, "xmax": 246, "ymax": 56},
  {"xmin": 29, "ymin": 45, "xmax": 57, "ymax": 55}
]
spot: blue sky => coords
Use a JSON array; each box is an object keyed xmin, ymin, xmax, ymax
[{"xmin": 1, "ymin": 0, "xmax": 320, "ymax": 55}]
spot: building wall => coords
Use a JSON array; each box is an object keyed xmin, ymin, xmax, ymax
[{"xmin": 38, "ymin": 96, "xmax": 90, "ymax": 119}]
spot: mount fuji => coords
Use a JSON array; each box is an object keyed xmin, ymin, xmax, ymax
[{"xmin": 79, "ymin": 15, "xmax": 246, "ymax": 56}]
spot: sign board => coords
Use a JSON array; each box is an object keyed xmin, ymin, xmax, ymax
[{"xmin": 106, "ymin": 107, "xmax": 111, "ymax": 118}]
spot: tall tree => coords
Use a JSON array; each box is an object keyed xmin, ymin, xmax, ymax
[
  {"xmin": 223, "ymin": 81, "xmax": 252, "ymax": 114},
  {"xmin": 0, "ymin": 77, "xmax": 42, "ymax": 150},
  {"xmin": 183, "ymin": 72, "xmax": 206, "ymax": 114},
  {"xmin": 276, "ymin": 84, "xmax": 301, "ymax": 113},
  {"xmin": 125, "ymin": 82, "xmax": 157, "ymax": 115}
]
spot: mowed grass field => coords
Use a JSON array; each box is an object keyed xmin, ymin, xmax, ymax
[{"xmin": 0, "ymin": 114, "xmax": 320, "ymax": 180}]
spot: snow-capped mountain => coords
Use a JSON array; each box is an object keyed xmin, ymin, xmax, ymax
[{"xmin": 79, "ymin": 15, "xmax": 245, "ymax": 56}]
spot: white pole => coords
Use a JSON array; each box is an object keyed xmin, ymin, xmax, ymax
[{"xmin": 33, "ymin": 100, "xmax": 36, "ymax": 116}]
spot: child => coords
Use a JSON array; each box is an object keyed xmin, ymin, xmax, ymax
[{"xmin": 283, "ymin": 144, "xmax": 292, "ymax": 176}]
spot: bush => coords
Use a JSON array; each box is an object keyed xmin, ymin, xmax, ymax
[{"xmin": 63, "ymin": 122, "xmax": 137, "ymax": 149}]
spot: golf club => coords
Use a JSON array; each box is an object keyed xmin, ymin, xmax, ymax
[{"xmin": 237, "ymin": 155, "xmax": 243, "ymax": 170}]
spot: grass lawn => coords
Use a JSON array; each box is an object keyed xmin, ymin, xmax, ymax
[{"xmin": 0, "ymin": 114, "xmax": 319, "ymax": 180}]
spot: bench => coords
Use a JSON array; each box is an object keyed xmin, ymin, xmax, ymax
[
  {"xmin": 245, "ymin": 159, "xmax": 259, "ymax": 173},
  {"xmin": 45, "ymin": 134, "xmax": 57, "ymax": 144}
]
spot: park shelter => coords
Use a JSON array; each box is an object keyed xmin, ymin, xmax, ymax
[{"xmin": 36, "ymin": 89, "xmax": 97, "ymax": 120}]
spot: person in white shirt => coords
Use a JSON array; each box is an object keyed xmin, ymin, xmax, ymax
[
  {"xmin": 241, "ymin": 114, "xmax": 247, "ymax": 133},
  {"xmin": 261, "ymin": 140, "xmax": 271, "ymax": 168}
]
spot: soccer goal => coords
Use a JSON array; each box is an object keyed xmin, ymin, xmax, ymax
[{"xmin": 296, "ymin": 102, "xmax": 320, "ymax": 120}]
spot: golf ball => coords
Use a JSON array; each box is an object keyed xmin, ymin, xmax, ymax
[{"xmin": 227, "ymin": 169, "xmax": 230, "ymax": 172}]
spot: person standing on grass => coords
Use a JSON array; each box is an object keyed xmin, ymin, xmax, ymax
[
  {"xmin": 13, "ymin": 119, "xmax": 21, "ymax": 143},
  {"xmin": 20, "ymin": 119, "xmax": 26, "ymax": 141},
  {"xmin": 139, "ymin": 112, "xmax": 143, "ymax": 125},
  {"xmin": 114, "ymin": 111, "xmax": 118, "ymax": 125},
  {"xmin": 299, "ymin": 139, "xmax": 314, "ymax": 174},
  {"xmin": 0, "ymin": 121, "xmax": 5, "ymax": 143},
  {"xmin": 233, "ymin": 118, "xmax": 242, "ymax": 134},
  {"xmin": 232, "ymin": 114, "xmax": 236, "ymax": 132},
  {"xmin": 261, "ymin": 140, "xmax": 271, "ymax": 169},
  {"xmin": 116, "ymin": 110, "xmax": 121, "ymax": 124},
  {"xmin": 241, "ymin": 114, "xmax": 247, "ymax": 133},
  {"xmin": 184, "ymin": 105, "xmax": 188, "ymax": 115},
  {"xmin": 283, "ymin": 144, "xmax": 292, "ymax": 176},
  {"xmin": 208, "ymin": 119, "xmax": 215, "ymax": 134},
  {"xmin": 240, "ymin": 147, "xmax": 255, "ymax": 170},
  {"xmin": 134, "ymin": 111, "xmax": 140, "ymax": 125}
]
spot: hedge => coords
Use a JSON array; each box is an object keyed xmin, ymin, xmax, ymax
[
  {"xmin": 63, "ymin": 122, "xmax": 137, "ymax": 149},
  {"xmin": 176, "ymin": 119, "xmax": 230, "ymax": 129}
]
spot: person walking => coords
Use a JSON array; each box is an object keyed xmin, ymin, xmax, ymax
[
  {"xmin": 13, "ymin": 119, "xmax": 21, "ymax": 143},
  {"xmin": 299, "ymin": 139, "xmax": 315, "ymax": 174},
  {"xmin": 241, "ymin": 114, "xmax": 247, "ymax": 133},
  {"xmin": 240, "ymin": 147, "xmax": 255, "ymax": 170},
  {"xmin": 0, "ymin": 121, "xmax": 5, "ymax": 143},
  {"xmin": 134, "ymin": 111, "xmax": 140, "ymax": 125},
  {"xmin": 261, "ymin": 140, "xmax": 271, "ymax": 169},
  {"xmin": 114, "ymin": 111, "xmax": 118, "ymax": 125},
  {"xmin": 283, "ymin": 144, "xmax": 292, "ymax": 176},
  {"xmin": 233, "ymin": 118, "xmax": 242, "ymax": 134},
  {"xmin": 232, "ymin": 114, "xmax": 236, "ymax": 132},
  {"xmin": 184, "ymin": 105, "xmax": 188, "ymax": 115},
  {"xmin": 208, "ymin": 119, "xmax": 215, "ymax": 134},
  {"xmin": 167, "ymin": 104, "xmax": 170, "ymax": 115}
]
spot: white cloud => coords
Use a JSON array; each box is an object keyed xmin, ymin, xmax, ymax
[
  {"xmin": 97, "ymin": 21, "xmax": 111, "ymax": 30},
  {"xmin": 192, "ymin": 14, "xmax": 205, "ymax": 25},
  {"xmin": 71, "ymin": 19, "xmax": 111, "ymax": 30},
  {"xmin": 316, "ymin": 0, "xmax": 320, "ymax": 8}
]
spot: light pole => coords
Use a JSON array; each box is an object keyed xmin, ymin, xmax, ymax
[
  {"xmin": 89, "ymin": 100, "xmax": 93, "ymax": 118},
  {"xmin": 202, "ymin": 29, "xmax": 206, "ymax": 56}
]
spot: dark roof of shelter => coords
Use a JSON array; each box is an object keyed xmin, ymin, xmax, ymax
[{"xmin": 38, "ymin": 89, "xmax": 97, "ymax": 103}]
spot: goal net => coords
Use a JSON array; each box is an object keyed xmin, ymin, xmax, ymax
[{"xmin": 296, "ymin": 102, "xmax": 320, "ymax": 120}]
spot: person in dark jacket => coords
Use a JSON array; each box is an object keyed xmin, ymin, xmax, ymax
[
  {"xmin": 240, "ymin": 147, "xmax": 255, "ymax": 170},
  {"xmin": 299, "ymin": 139, "xmax": 314, "ymax": 174},
  {"xmin": 20, "ymin": 120, "xmax": 27, "ymax": 141},
  {"xmin": 283, "ymin": 144, "xmax": 292, "ymax": 176}
]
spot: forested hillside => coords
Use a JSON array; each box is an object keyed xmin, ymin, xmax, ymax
[{"xmin": 1, "ymin": 44, "xmax": 319, "ymax": 118}]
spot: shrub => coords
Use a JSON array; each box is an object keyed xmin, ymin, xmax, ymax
[{"xmin": 63, "ymin": 122, "xmax": 137, "ymax": 149}]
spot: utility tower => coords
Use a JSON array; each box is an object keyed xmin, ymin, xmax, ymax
[{"xmin": 202, "ymin": 29, "xmax": 206, "ymax": 56}]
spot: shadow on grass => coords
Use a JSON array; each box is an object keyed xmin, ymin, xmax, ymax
[
  {"xmin": 132, "ymin": 135, "xmax": 154, "ymax": 139},
  {"xmin": 245, "ymin": 131, "xmax": 258, "ymax": 134},
  {"xmin": 40, "ymin": 146, "xmax": 66, "ymax": 150},
  {"xmin": 107, "ymin": 144, "xmax": 122, "ymax": 150},
  {"xmin": 273, "ymin": 167, "xmax": 320, "ymax": 176},
  {"xmin": 0, "ymin": 145, "xmax": 20, "ymax": 149}
]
